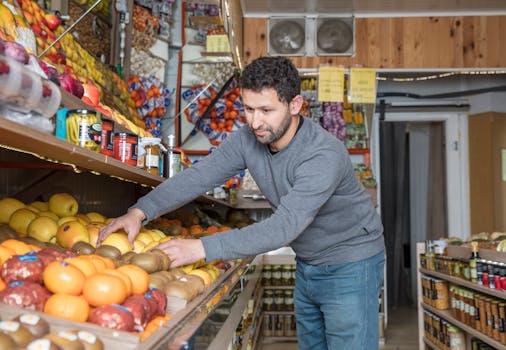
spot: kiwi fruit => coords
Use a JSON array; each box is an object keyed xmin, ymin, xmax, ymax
[
  {"xmin": 71, "ymin": 241, "xmax": 95, "ymax": 255},
  {"xmin": 120, "ymin": 251, "xmax": 137, "ymax": 264},
  {"xmin": 130, "ymin": 253, "xmax": 162, "ymax": 273},
  {"xmin": 0, "ymin": 331, "xmax": 18, "ymax": 350},
  {"xmin": 18, "ymin": 237, "xmax": 45, "ymax": 247},
  {"xmin": 0, "ymin": 321, "xmax": 34, "ymax": 348},
  {"xmin": 0, "ymin": 225, "xmax": 18, "ymax": 242},
  {"xmin": 165, "ymin": 268, "xmax": 186, "ymax": 279},
  {"xmin": 26, "ymin": 338, "xmax": 62, "ymax": 350},
  {"xmin": 66, "ymin": 330, "xmax": 104, "ymax": 350},
  {"xmin": 164, "ymin": 280, "xmax": 195, "ymax": 301},
  {"xmin": 179, "ymin": 275, "xmax": 205, "ymax": 296},
  {"xmin": 12, "ymin": 314, "xmax": 50, "ymax": 338},
  {"xmin": 148, "ymin": 273, "xmax": 169, "ymax": 292},
  {"xmin": 150, "ymin": 249, "xmax": 171, "ymax": 270},
  {"xmin": 45, "ymin": 332, "xmax": 85, "ymax": 350},
  {"xmin": 94, "ymin": 245, "xmax": 121, "ymax": 259},
  {"xmin": 166, "ymin": 224, "xmax": 182, "ymax": 235}
]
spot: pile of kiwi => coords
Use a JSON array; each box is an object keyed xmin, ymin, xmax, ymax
[{"xmin": 0, "ymin": 313, "xmax": 103, "ymax": 350}]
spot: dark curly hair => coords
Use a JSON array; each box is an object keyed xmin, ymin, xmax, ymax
[{"xmin": 239, "ymin": 57, "xmax": 300, "ymax": 104}]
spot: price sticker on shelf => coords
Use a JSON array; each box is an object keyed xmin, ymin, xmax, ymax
[
  {"xmin": 317, "ymin": 66, "xmax": 345, "ymax": 102},
  {"xmin": 348, "ymin": 68, "xmax": 377, "ymax": 104}
]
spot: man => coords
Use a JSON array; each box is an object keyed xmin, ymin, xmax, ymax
[{"xmin": 99, "ymin": 57, "xmax": 385, "ymax": 350}]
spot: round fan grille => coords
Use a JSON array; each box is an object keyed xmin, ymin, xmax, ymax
[
  {"xmin": 317, "ymin": 19, "xmax": 353, "ymax": 53},
  {"xmin": 269, "ymin": 20, "xmax": 305, "ymax": 54}
]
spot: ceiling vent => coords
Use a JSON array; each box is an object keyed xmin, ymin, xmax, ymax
[{"xmin": 267, "ymin": 16, "xmax": 354, "ymax": 57}]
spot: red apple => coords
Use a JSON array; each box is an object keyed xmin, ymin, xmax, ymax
[
  {"xmin": 82, "ymin": 83, "xmax": 100, "ymax": 106},
  {"xmin": 44, "ymin": 13, "xmax": 60, "ymax": 31}
]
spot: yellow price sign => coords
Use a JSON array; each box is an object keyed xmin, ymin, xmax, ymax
[
  {"xmin": 317, "ymin": 66, "xmax": 345, "ymax": 102},
  {"xmin": 348, "ymin": 68, "xmax": 377, "ymax": 104},
  {"xmin": 206, "ymin": 34, "xmax": 231, "ymax": 53}
]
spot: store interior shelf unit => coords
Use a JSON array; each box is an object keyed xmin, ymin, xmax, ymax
[{"xmin": 416, "ymin": 242, "xmax": 506, "ymax": 350}]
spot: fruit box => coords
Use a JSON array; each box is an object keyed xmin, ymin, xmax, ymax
[{"xmin": 0, "ymin": 302, "xmax": 169, "ymax": 350}]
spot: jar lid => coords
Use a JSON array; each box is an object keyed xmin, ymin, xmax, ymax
[{"xmin": 67, "ymin": 109, "xmax": 96, "ymax": 115}]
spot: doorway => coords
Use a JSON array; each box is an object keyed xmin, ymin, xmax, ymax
[{"xmin": 371, "ymin": 110, "xmax": 470, "ymax": 308}]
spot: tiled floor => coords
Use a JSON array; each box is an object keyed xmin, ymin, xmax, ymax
[{"xmin": 258, "ymin": 305, "xmax": 418, "ymax": 350}]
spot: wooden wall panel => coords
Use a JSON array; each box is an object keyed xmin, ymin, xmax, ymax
[
  {"xmin": 468, "ymin": 113, "xmax": 494, "ymax": 234},
  {"xmin": 243, "ymin": 16, "xmax": 506, "ymax": 69}
]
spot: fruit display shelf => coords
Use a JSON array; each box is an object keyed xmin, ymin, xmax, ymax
[{"xmin": 0, "ymin": 258, "xmax": 254, "ymax": 349}]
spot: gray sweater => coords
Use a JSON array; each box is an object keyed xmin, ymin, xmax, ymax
[{"xmin": 133, "ymin": 118, "xmax": 384, "ymax": 265}]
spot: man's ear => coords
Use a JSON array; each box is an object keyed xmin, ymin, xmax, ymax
[{"xmin": 289, "ymin": 95, "xmax": 304, "ymax": 115}]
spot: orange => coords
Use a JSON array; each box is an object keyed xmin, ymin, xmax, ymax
[
  {"xmin": 1, "ymin": 239, "xmax": 31, "ymax": 255},
  {"xmin": 0, "ymin": 245, "xmax": 15, "ymax": 265},
  {"xmin": 82, "ymin": 255, "xmax": 107, "ymax": 272},
  {"xmin": 102, "ymin": 268, "xmax": 132, "ymax": 296},
  {"xmin": 43, "ymin": 260, "xmax": 86, "ymax": 295},
  {"xmin": 82, "ymin": 273, "xmax": 127, "ymax": 307},
  {"xmin": 44, "ymin": 293, "xmax": 90, "ymax": 322},
  {"xmin": 64, "ymin": 257, "xmax": 97, "ymax": 277},
  {"xmin": 116, "ymin": 264, "xmax": 150, "ymax": 295},
  {"xmin": 95, "ymin": 255, "xmax": 115, "ymax": 269},
  {"xmin": 26, "ymin": 244, "xmax": 41, "ymax": 252},
  {"xmin": 0, "ymin": 278, "xmax": 6, "ymax": 291}
]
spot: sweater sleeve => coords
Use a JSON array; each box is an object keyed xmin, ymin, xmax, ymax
[
  {"xmin": 131, "ymin": 129, "xmax": 248, "ymax": 224},
  {"xmin": 201, "ymin": 145, "xmax": 347, "ymax": 262}
]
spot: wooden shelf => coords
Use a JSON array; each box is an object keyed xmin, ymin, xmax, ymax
[
  {"xmin": 423, "ymin": 336, "xmax": 442, "ymax": 350},
  {"xmin": 421, "ymin": 303, "xmax": 506, "ymax": 350},
  {"xmin": 263, "ymin": 336, "xmax": 297, "ymax": 341},
  {"xmin": 263, "ymin": 286, "xmax": 295, "ymax": 290},
  {"xmin": 420, "ymin": 268, "xmax": 506, "ymax": 299},
  {"xmin": 199, "ymin": 194, "xmax": 271, "ymax": 210},
  {"xmin": 0, "ymin": 117, "xmax": 164, "ymax": 187}
]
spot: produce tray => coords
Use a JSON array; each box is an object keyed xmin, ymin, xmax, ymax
[
  {"xmin": 0, "ymin": 259, "xmax": 252, "ymax": 350},
  {"xmin": 447, "ymin": 245, "xmax": 506, "ymax": 263},
  {"xmin": 0, "ymin": 303, "xmax": 142, "ymax": 350}
]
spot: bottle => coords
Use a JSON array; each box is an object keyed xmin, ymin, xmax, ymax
[
  {"xmin": 469, "ymin": 241, "xmax": 480, "ymax": 283},
  {"xmin": 143, "ymin": 139, "xmax": 161, "ymax": 176},
  {"xmin": 164, "ymin": 134, "xmax": 181, "ymax": 178}
]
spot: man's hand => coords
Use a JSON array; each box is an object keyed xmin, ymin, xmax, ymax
[
  {"xmin": 154, "ymin": 239, "xmax": 206, "ymax": 267},
  {"xmin": 98, "ymin": 208, "xmax": 146, "ymax": 245}
]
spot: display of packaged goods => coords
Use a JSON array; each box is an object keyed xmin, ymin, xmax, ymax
[{"xmin": 0, "ymin": 55, "xmax": 61, "ymax": 118}]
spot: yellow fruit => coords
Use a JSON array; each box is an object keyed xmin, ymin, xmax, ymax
[
  {"xmin": 58, "ymin": 216, "xmax": 78, "ymax": 226},
  {"xmin": 75, "ymin": 214, "xmax": 90, "ymax": 225},
  {"xmin": 25, "ymin": 205, "xmax": 40, "ymax": 213},
  {"xmin": 38, "ymin": 211, "xmax": 59, "ymax": 222},
  {"xmin": 86, "ymin": 212, "xmax": 106, "ymax": 223},
  {"xmin": 136, "ymin": 232, "xmax": 155, "ymax": 245},
  {"xmin": 189, "ymin": 269, "xmax": 212, "ymax": 286},
  {"xmin": 0, "ymin": 197, "xmax": 25, "ymax": 224},
  {"xmin": 179, "ymin": 264, "xmax": 195, "ymax": 274},
  {"xmin": 30, "ymin": 201, "xmax": 49, "ymax": 211},
  {"xmin": 9, "ymin": 208, "xmax": 39, "ymax": 236},
  {"xmin": 48, "ymin": 193, "xmax": 79, "ymax": 217},
  {"xmin": 56, "ymin": 221, "xmax": 90, "ymax": 248},
  {"xmin": 132, "ymin": 239, "xmax": 146, "ymax": 253},
  {"xmin": 149, "ymin": 229, "xmax": 165, "ymax": 241},
  {"xmin": 27, "ymin": 216, "xmax": 59, "ymax": 242},
  {"xmin": 101, "ymin": 233, "xmax": 131, "ymax": 255},
  {"xmin": 86, "ymin": 222, "xmax": 105, "ymax": 248},
  {"xmin": 141, "ymin": 241, "xmax": 159, "ymax": 252}
]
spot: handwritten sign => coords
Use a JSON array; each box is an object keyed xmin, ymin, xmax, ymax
[
  {"xmin": 317, "ymin": 66, "xmax": 345, "ymax": 102},
  {"xmin": 348, "ymin": 68, "xmax": 377, "ymax": 104}
]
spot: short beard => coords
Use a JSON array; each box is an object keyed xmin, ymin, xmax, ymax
[{"xmin": 252, "ymin": 111, "xmax": 293, "ymax": 145}]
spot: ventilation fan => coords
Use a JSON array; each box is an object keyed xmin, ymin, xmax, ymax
[
  {"xmin": 268, "ymin": 17, "xmax": 306, "ymax": 56},
  {"xmin": 316, "ymin": 17, "xmax": 354, "ymax": 56}
]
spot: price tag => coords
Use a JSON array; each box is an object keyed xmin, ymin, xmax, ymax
[
  {"xmin": 348, "ymin": 68, "xmax": 377, "ymax": 104},
  {"xmin": 206, "ymin": 34, "xmax": 231, "ymax": 53},
  {"xmin": 317, "ymin": 66, "xmax": 345, "ymax": 102}
]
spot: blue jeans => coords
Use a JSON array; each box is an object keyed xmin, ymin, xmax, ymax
[{"xmin": 294, "ymin": 251, "xmax": 385, "ymax": 350}]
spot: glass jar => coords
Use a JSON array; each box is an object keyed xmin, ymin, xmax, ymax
[
  {"xmin": 274, "ymin": 290, "xmax": 285, "ymax": 311},
  {"xmin": 271, "ymin": 265, "xmax": 282, "ymax": 286},
  {"xmin": 263, "ymin": 290, "xmax": 274, "ymax": 311},
  {"xmin": 281, "ymin": 265, "xmax": 292, "ymax": 285},
  {"xmin": 66, "ymin": 109, "xmax": 101, "ymax": 151},
  {"xmin": 144, "ymin": 141, "xmax": 161, "ymax": 175},
  {"xmin": 262, "ymin": 265, "xmax": 272, "ymax": 286},
  {"xmin": 284, "ymin": 290, "xmax": 294, "ymax": 311},
  {"xmin": 262, "ymin": 315, "xmax": 273, "ymax": 336}
]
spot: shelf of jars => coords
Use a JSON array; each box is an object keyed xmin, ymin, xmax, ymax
[
  {"xmin": 0, "ymin": 116, "xmax": 163, "ymax": 187},
  {"xmin": 417, "ymin": 242, "xmax": 506, "ymax": 350},
  {"xmin": 422, "ymin": 303, "xmax": 506, "ymax": 350}
]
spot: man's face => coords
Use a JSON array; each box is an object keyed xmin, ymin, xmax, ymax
[{"xmin": 241, "ymin": 88, "xmax": 294, "ymax": 145}]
